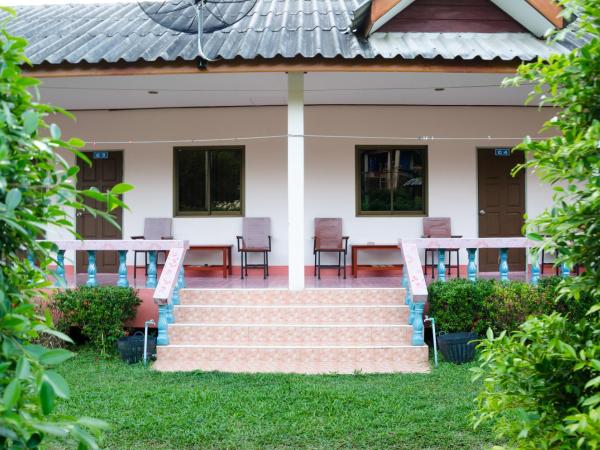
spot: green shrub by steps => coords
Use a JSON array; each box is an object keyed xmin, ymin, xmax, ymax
[
  {"xmin": 53, "ymin": 287, "xmax": 141, "ymax": 355},
  {"xmin": 429, "ymin": 277, "xmax": 594, "ymax": 335}
]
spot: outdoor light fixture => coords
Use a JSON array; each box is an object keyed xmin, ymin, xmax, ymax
[
  {"xmin": 147, "ymin": 90, "xmax": 159, "ymax": 94},
  {"xmin": 434, "ymin": 87, "xmax": 445, "ymax": 92}
]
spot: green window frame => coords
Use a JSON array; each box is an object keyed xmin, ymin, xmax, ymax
[
  {"xmin": 173, "ymin": 146, "xmax": 245, "ymax": 217},
  {"xmin": 355, "ymin": 146, "xmax": 428, "ymax": 216}
]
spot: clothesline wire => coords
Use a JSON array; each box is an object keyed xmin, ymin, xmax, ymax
[
  {"xmin": 84, "ymin": 134, "xmax": 543, "ymax": 145},
  {"xmin": 40, "ymin": 83, "xmax": 536, "ymax": 93}
]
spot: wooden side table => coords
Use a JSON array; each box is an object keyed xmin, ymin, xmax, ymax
[
  {"xmin": 351, "ymin": 244, "xmax": 402, "ymax": 278},
  {"xmin": 187, "ymin": 245, "xmax": 233, "ymax": 278}
]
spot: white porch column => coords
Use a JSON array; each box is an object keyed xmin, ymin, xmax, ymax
[{"xmin": 287, "ymin": 72, "xmax": 305, "ymax": 290}]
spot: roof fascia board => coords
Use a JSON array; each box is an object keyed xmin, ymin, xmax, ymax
[
  {"xmin": 490, "ymin": 0, "xmax": 558, "ymax": 37},
  {"xmin": 25, "ymin": 57, "xmax": 521, "ymax": 78},
  {"xmin": 526, "ymin": 0, "xmax": 563, "ymax": 29},
  {"xmin": 367, "ymin": 0, "xmax": 417, "ymax": 36}
]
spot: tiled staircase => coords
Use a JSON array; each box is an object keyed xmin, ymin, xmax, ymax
[{"xmin": 153, "ymin": 288, "xmax": 429, "ymax": 374}]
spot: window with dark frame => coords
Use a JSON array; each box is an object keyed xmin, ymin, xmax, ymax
[
  {"xmin": 356, "ymin": 147, "xmax": 427, "ymax": 216},
  {"xmin": 174, "ymin": 147, "xmax": 244, "ymax": 216}
]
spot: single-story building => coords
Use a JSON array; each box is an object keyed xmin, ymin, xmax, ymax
[{"xmin": 4, "ymin": 0, "xmax": 580, "ymax": 372}]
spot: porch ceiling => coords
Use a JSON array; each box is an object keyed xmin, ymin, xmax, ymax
[{"xmin": 38, "ymin": 71, "xmax": 535, "ymax": 110}]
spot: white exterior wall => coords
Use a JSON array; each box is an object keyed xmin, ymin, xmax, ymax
[{"xmin": 50, "ymin": 105, "xmax": 554, "ymax": 267}]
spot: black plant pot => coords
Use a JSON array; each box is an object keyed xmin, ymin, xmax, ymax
[
  {"xmin": 117, "ymin": 332, "xmax": 156, "ymax": 364},
  {"xmin": 437, "ymin": 332, "xmax": 478, "ymax": 364}
]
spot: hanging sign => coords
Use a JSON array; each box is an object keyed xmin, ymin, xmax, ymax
[
  {"xmin": 494, "ymin": 148, "xmax": 511, "ymax": 157},
  {"xmin": 92, "ymin": 151, "xmax": 109, "ymax": 159}
]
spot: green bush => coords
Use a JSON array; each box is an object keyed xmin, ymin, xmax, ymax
[
  {"xmin": 428, "ymin": 279, "xmax": 494, "ymax": 334},
  {"xmin": 53, "ymin": 287, "xmax": 141, "ymax": 355},
  {"xmin": 429, "ymin": 277, "xmax": 591, "ymax": 336},
  {"xmin": 473, "ymin": 315, "xmax": 599, "ymax": 448}
]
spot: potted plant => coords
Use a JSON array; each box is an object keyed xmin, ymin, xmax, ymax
[{"xmin": 428, "ymin": 279, "xmax": 494, "ymax": 364}]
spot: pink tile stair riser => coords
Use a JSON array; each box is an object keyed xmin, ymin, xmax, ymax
[{"xmin": 153, "ymin": 287, "xmax": 429, "ymax": 374}]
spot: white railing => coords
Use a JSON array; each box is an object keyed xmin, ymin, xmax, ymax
[{"xmin": 38, "ymin": 239, "xmax": 189, "ymax": 345}]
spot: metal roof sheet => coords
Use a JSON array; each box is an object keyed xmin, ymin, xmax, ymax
[{"xmin": 3, "ymin": 1, "xmax": 575, "ymax": 65}]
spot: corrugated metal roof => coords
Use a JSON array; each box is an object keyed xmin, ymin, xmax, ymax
[{"xmin": 3, "ymin": 1, "xmax": 575, "ymax": 65}]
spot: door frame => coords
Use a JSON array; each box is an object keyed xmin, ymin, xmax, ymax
[
  {"xmin": 476, "ymin": 147, "xmax": 527, "ymax": 271},
  {"xmin": 75, "ymin": 150, "xmax": 124, "ymax": 273}
]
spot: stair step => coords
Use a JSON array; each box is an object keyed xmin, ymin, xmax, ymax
[
  {"xmin": 173, "ymin": 304, "xmax": 408, "ymax": 324},
  {"xmin": 168, "ymin": 324, "xmax": 412, "ymax": 346},
  {"xmin": 179, "ymin": 288, "xmax": 406, "ymax": 306},
  {"xmin": 153, "ymin": 345, "xmax": 429, "ymax": 374}
]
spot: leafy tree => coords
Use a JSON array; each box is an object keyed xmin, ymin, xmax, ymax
[
  {"xmin": 1, "ymin": 10, "xmax": 132, "ymax": 448},
  {"xmin": 473, "ymin": 0, "xmax": 600, "ymax": 448}
]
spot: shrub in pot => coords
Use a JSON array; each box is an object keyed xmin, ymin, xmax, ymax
[
  {"xmin": 428, "ymin": 279, "xmax": 494, "ymax": 363},
  {"xmin": 52, "ymin": 286, "xmax": 141, "ymax": 355}
]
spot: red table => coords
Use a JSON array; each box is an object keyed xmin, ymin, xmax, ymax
[
  {"xmin": 186, "ymin": 245, "xmax": 233, "ymax": 278},
  {"xmin": 351, "ymin": 244, "xmax": 402, "ymax": 278}
]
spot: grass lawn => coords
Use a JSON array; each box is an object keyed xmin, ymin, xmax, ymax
[{"xmin": 50, "ymin": 351, "xmax": 499, "ymax": 449}]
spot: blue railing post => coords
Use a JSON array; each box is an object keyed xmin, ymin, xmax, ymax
[
  {"xmin": 467, "ymin": 248, "xmax": 477, "ymax": 282},
  {"xmin": 402, "ymin": 268, "xmax": 412, "ymax": 306},
  {"xmin": 178, "ymin": 265, "xmax": 186, "ymax": 289},
  {"xmin": 530, "ymin": 251, "xmax": 540, "ymax": 286},
  {"xmin": 117, "ymin": 250, "xmax": 129, "ymax": 288},
  {"xmin": 499, "ymin": 248, "xmax": 509, "ymax": 282},
  {"xmin": 86, "ymin": 250, "xmax": 98, "ymax": 287},
  {"xmin": 561, "ymin": 262, "xmax": 570, "ymax": 278},
  {"xmin": 55, "ymin": 250, "xmax": 67, "ymax": 288},
  {"xmin": 411, "ymin": 302, "xmax": 425, "ymax": 346},
  {"xmin": 146, "ymin": 251, "xmax": 158, "ymax": 288},
  {"xmin": 157, "ymin": 304, "xmax": 169, "ymax": 345},
  {"xmin": 437, "ymin": 249, "xmax": 446, "ymax": 282}
]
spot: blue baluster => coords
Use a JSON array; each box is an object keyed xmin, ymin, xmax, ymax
[
  {"xmin": 178, "ymin": 265, "xmax": 186, "ymax": 289},
  {"xmin": 402, "ymin": 268, "xmax": 412, "ymax": 306},
  {"xmin": 561, "ymin": 262, "xmax": 570, "ymax": 278},
  {"xmin": 55, "ymin": 250, "xmax": 67, "ymax": 288},
  {"xmin": 86, "ymin": 250, "xmax": 98, "ymax": 287},
  {"xmin": 117, "ymin": 250, "xmax": 129, "ymax": 287},
  {"xmin": 27, "ymin": 252, "xmax": 35, "ymax": 267},
  {"xmin": 437, "ymin": 249, "xmax": 446, "ymax": 282},
  {"xmin": 408, "ymin": 300, "xmax": 416, "ymax": 325},
  {"xmin": 172, "ymin": 267, "xmax": 184, "ymax": 306},
  {"xmin": 530, "ymin": 251, "xmax": 540, "ymax": 286},
  {"xmin": 411, "ymin": 302, "xmax": 425, "ymax": 346},
  {"xmin": 146, "ymin": 251, "xmax": 158, "ymax": 288},
  {"xmin": 467, "ymin": 248, "xmax": 477, "ymax": 282},
  {"xmin": 157, "ymin": 304, "xmax": 169, "ymax": 345},
  {"xmin": 167, "ymin": 303, "xmax": 175, "ymax": 324},
  {"xmin": 499, "ymin": 248, "xmax": 509, "ymax": 282}
]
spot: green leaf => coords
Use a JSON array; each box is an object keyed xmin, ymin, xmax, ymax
[
  {"xmin": 110, "ymin": 183, "xmax": 134, "ymax": 195},
  {"xmin": 77, "ymin": 417, "xmax": 109, "ymax": 430},
  {"xmin": 5, "ymin": 188, "xmax": 22, "ymax": 210},
  {"xmin": 39, "ymin": 348, "xmax": 74, "ymax": 366},
  {"xmin": 43, "ymin": 370, "xmax": 70, "ymax": 399},
  {"xmin": 21, "ymin": 110, "xmax": 38, "ymax": 135},
  {"xmin": 71, "ymin": 425, "xmax": 99, "ymax": 450},
  {"xmin": 3, "ymin": 379, "xmax": 21, "ymax": 409},
  {"xmin": 15, "ymin": 357, "xmax": 30, "ymax": 380},
  {"xmin": 40, "ymin": 381, "xmax": 55, "ymax": 415}
]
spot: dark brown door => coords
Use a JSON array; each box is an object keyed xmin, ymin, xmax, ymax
[
  {"xmin": 477, "ymin": 148, "xmax": 526, "ymax": 272},
  {"xmin": 76, "ymin": 151, "xmax": 123, "ymax": 273}
]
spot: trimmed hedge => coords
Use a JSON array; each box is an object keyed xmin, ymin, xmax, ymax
[
  {"xmin": 429, "ymin": 277, "xmax": 594, "ymax": 335},
  {"xmin": 53, "ymin": 286, "xmax": 141, "ymax": 355}
]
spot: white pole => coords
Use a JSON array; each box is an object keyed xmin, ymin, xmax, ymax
[{"xmin": 287, "ymin": 72, "xmax": 305, "ymax": 290}]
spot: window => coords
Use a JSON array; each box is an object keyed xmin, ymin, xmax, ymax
[
  {"xmin": 356, "ymin": 146, "xmax": 427, "ymax": 216},
  {"xmin": 174, "ymin": 147, "xmax": 244, "ymax": 216}
]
